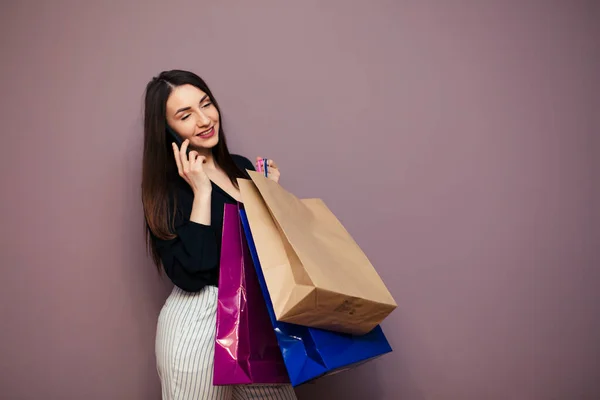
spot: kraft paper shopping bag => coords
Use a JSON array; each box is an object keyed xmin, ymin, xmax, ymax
[
  {"xmin": 240, "ymin": 209, "xmax": 393, "ymax": 386},
  {"xmin": 238, "ymin": 174, "xmax": 397, "ymax": 335},
  {"xmin": 213, "ymin": 203, "xmax": 290, "ymax": 385}
]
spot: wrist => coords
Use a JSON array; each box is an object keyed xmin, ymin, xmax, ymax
[
  {"xmin": 190, "ymin": 189, "xmax": 212, "ymax": 226},
  {"xmin": 193, "ymin": 189, "xmax": 212, "ymax": 201}
]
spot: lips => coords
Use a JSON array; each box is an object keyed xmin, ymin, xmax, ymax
[{"xmin": 196, "ymin": 127, "xmax": 215, "ymax": 138}]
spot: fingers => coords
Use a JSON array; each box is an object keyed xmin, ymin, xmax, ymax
[
  {"xmin": 180, "ymin": 140, "xmax": 190, "ymax": 173},
  {"xmin": 189, "ymin": 151, "xmax": 207, "ymax": 171},
  {"xmin": 255, "ymin": 157, "xmax": 281, "ymax": 183},
  {"xmin": 172, "ymin": 143, "xmax": 183, "ymax": 177},
  {"xmin": 267, "ymin": 159, "xmax": 278, "ymax": 169},
  {"xmin": 187, "ymin": 150, "xmax": 197, "ymax": 170},
  {"xmin": 255, "ymin": 157, "xmax": 279, "ymax": 172}
]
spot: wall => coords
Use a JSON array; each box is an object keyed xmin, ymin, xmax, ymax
[
  {"xmin": 593, "ymin": 0, "xmax": 600, "ymax": 304},
  {"xmin": 0, "ymin": 1, "xmax": 598, "ymax": 399}
]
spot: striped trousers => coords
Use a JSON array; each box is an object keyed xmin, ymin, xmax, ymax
[{"xmin": 156, "ymin": 285, "xmax": 298, "ymax": 400}]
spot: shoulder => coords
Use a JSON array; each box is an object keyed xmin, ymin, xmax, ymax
[{"xmin": 231, "ymin": 154, "xmax": 255, "ymax": 172}]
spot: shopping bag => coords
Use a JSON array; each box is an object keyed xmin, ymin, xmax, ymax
[
  {"xmin": 213, "ymin": 203, "xmax": 290, "ymax": 385},
  {"xmin": 240, "ymin": 209, "xmax": 393, "ymax": 386},
  {"xmin": 238, "ymin": 174, "xmax": 397, "ymax": 335}
]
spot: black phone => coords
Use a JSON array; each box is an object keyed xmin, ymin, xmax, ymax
[{"xmin": 166, "ymin": 125, "xmax": 190, "ymax": 156}]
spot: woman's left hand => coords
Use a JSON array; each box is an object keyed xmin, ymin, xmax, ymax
[{"xmin": 256, "ymin": 157, "xmax": 281, "ymax": 183}]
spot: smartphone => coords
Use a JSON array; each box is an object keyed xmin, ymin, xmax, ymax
[{"xmin": 166, "ymin": 125, "xmax": 190, "ymax": 156}]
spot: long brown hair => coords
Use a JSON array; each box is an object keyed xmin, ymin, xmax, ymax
[{"xmin": 142, "ymin": 70, "xmax": 246, "ymax": 270}]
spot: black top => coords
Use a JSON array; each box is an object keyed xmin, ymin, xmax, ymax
[{"xmin": 152, "ymin": 154, "xmax": 256, "ymax": 292}]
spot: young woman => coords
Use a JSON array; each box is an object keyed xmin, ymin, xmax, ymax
[{"xmin": 141, "ymin": 70, "xmax": 297, "ymax": 400}]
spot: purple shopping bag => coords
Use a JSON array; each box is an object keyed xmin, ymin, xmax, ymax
[{"xmin": 213, "ymin": 203, "xmax": 290, "ymax": 385}]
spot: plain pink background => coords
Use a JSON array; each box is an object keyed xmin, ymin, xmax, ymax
[{"xmin": 1, "ymin": 1, "xmax": 598, "ymax": 399}]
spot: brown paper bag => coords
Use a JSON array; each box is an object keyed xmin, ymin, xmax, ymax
[{"xmin": 238, "ymin": 171, "xmax": 397, "ymax": 335}]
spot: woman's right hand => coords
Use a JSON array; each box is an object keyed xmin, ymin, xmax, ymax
[{"xmin": 172, "ymin": 139, "xmax": 212, "ymax": 195}]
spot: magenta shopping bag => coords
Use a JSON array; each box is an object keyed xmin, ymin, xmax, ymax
[{"xmin": 213, "ymin": 203, "xmax": 290, "ymax": 385}]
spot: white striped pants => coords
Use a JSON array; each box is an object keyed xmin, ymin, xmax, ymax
[{"xmin": 156, "ymin": 285, "xmax": 298, "ymax": 400}]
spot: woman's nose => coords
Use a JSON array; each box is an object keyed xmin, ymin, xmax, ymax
[{"xmin": 197, "ymin": 110, "xmax": 211, "ymax": 126}]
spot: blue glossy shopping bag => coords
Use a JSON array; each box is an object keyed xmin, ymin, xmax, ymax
[{"xmin": 239, "ymin": 209, "xmax": 393, "ymax": 386}]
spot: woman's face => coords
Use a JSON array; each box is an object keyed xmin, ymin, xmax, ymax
[{"xmin": 165, "ymin": 84, "xmax": 220, "ymax": 150}]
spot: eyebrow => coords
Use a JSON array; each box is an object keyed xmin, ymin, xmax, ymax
[{"xmin": 174, "ymin": 95, "xmax": 209, "ymax": 116}]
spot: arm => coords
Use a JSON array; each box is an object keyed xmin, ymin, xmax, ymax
[
  {"xmin": 190, "ymin": 189, "xmax": 211, "ymax": 225},
  {"xmin": 152, "ymin": 195, "xmax": 219, "ymax": 292},
  {"xmin": 153, "ymin": 141, "xmax": 218, "ymax": 292}
]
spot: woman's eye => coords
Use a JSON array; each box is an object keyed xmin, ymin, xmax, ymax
[
  {"xmin": 202, "ymin": 102, "xmax": 212, "ymax": 108},
  {"xmin": 182, "ymin": 114, "xmax": 190, "ymax": 120}
]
